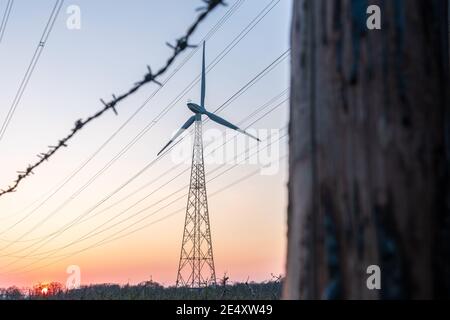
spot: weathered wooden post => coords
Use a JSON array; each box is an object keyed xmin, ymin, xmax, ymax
[{"xmin": 285, "ymin": 0, "xmax": 449, "ymax": 299}]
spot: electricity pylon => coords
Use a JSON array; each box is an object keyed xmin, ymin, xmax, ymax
[
  {"xmin": 176, "ymin": 120, "xmax": 216, "ymax": 288},
  {"xmin": 157, "ymin": 42, "xmax": 260, "ymax": 288}
]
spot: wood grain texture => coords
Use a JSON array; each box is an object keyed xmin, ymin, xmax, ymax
[{"xmin": 285, "ymin": 0, "xmax": 450, "ymax": 300}]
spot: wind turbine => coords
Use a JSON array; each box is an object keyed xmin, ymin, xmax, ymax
[
  {"xmin": 157, "ymin": 42, "xmax": 260, "ymax": 156},
  {"xmin": 157, "ymin": 42, "xmax": 260, "ymax": 288}
]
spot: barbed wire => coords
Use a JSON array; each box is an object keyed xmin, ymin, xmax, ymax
[
  {"xmin": 21, "ymin": 130, "xmax": 289, "ymax": 262},
  {"xmin": 0, "ymin": 48, "xmax": 289, "ymax": 257},
  {"xmin": 0, "ymin": 0, "xmax": 226, "ymax": 198},
  {"xmin": 0, "ymin": 0, "xmax": 247, "ymax": 240},
  {"xmin": 6, "ymin": 152, "xmax": 289, "ymax": 275},
  {"xmin": 0, "ymin": 72, "xmax": 289, "ymax": 265}
]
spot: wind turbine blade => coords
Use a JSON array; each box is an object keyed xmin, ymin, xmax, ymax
[
  {"xmin": 236, "ymin": 128, "xmax": 261, "ymax": 142},
  {"xmin": 157, "ymin": 115, "xmax": 197, "ymax": 156},
  {"xmin": 200, "ymin": 41, "xmax": 206, "ymax": 108},
  {"xmin": 205, "ymin": 111, "xmax": 261, "ymax": 142}
]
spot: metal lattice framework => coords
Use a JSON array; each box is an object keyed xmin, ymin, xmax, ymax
[{"xmin": 176, "ymin": 120, "xmax": 216, "ymax": 288}]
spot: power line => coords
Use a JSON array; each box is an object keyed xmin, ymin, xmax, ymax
[
  {"xmin": 3, "ymin": 123, "xmax": 288, "ymax": 270},
  {"xmin": 44, "ymin": 89, "xmax": 288, "ymax": 234},
  {"xmin": 6, "ymin": 138, "xmax": 288, "ymax": 275},
  {"xmin": 0, "ymin": 0, "xmax": 247, "ymax": 239},
  {"xmin": 0, "ymin": 2, "xmax": 288, "ymax": 276},
  {"xmin": 0, "ymin": 88, "xmax": 289, "ymax": 262},
  {"xmin": 0, "ymin": 0, "xmax": 280, "ymax": 235},
  {"xmin": 0, "ymin": 0, "xmax": 14, "ymax": 45},
  {"xmin": 0, "ymin": 0, "xmax": 245, "ymax": 226},
  {"xmin": 74, "ymin": 88, "xmax": 289, "ymax": 226},
  {"xmin": 0, "ymin": 0, "xmax": 227, "ymax": 197},
  {"xmin": 10, "ymin": 92, "xmax": 289, "ymax": 260},
  {"xmin": 13, "ymin": 153, "xmax": 288, "ymax": 275},
  {"xmin": 15, "ymin": 129, "xmax": 287, "ymax": 262},
  {"xmin": 0, "ymin": 0, "xmax": 64, "ymax": 142},
  {"xmin": 0, "ymin": 46, "xmax": 289, "ymax": 251},
  {"xmin": 0, "ymin": 55, "xmax": 289, "ymax": 263}
]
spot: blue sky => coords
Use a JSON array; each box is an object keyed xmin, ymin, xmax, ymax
[{"xmin": 0, "ymin": 0, "xmax": 291, "ymax": 287}]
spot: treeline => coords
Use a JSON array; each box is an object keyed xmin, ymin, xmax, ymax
[{"xmin": 0, "ymin": 279, "xmax": 282, "ymax": 300}]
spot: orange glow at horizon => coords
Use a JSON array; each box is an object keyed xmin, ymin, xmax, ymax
[
  {"xmin": 0, "ymin": 165, "xmax": 288, "ymax": 289},
  {"xmin": 0, "ymin": 0, "xmax": 291, "ymax": 290}
]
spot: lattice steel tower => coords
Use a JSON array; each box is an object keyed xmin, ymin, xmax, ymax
[
  {"xmin": 176, "ymin": 119, "xmax": 216, "ymax": 288},
  {"xmin": 156, "ymin": 42, "xmax": 259, "ymax": 288}
]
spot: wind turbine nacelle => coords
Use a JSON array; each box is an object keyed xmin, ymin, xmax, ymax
[{"xmin": 187, "ymin": 102, "xmax": 204, "ymax": 114}]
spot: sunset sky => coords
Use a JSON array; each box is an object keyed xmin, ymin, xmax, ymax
[{"xmin": 0, "ymin": 0, "xmax": 291, "ymax": 288}]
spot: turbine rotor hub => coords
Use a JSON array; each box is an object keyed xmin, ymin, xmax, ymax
[{"xmin": 187, "ymin": 102, "xmax": 203, "ymax": 114}]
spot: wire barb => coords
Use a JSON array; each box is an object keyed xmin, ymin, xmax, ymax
[
  {"xmin": 0, "ymin": 0, "xmax": 225, "ymax": 198},
  {"xmin": 197, "ymin": 0, "xmax": 228, "ymax": 12}
]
